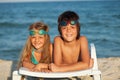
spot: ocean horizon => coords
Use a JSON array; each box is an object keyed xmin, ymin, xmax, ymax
[{"xmin": 0, "ymin": 1, "xmax": 120, "ymax": 60}]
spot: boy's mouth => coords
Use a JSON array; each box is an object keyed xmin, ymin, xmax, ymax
[{"xmin": 66, "ymin": 34, "xmax": 73, "ymax": 37}]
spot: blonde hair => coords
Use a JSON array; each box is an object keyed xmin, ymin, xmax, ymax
[{"xmin": 18, "ymin": 22, "xmax": 51, "ymax": 69}]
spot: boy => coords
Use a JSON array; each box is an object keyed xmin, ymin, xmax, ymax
[{"xmin": 51, "ymin": 11, "xmax": 93, "ymax": 72}]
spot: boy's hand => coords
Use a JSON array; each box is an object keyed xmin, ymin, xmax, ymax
[
  {"xmin": 49, "ymin": 63, "xmax": 60, "ymax": 72},
  {"xmin": 41, "ymin": 68, "xmax": 52, "ymax": 73},
  {"xmin": 89, "ymin": 58, "xmax": 94, "ymax": 68}
]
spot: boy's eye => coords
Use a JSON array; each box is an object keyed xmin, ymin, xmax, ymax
[
  {"xmin": 31, "ymin": 36, "xmax": 35, "ymax": 38},
  {"xmin": 71, "ymin": 26, "xmax": 76, "ymax": 28},
  {"xmin": 61, "ymin": 27, "xmax": 66, "ymax": 30}
]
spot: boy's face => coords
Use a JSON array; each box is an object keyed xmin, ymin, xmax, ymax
[{"xmin": 61, "ymin": 23, "xmax": 77, "ymax": 42}]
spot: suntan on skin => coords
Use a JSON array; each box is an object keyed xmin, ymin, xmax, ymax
[
  {"xmin": 18, "ymin": 22, "xmax": 52, "ymax": 72},
  {"xmin": 50, "ymin": 11, "xmax": 93, "ymax": 72}
]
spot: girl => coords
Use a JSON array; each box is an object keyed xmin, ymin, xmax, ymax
[{"xmin": 18, "ymin": 22, "xmax": 52, "ymax": 72}]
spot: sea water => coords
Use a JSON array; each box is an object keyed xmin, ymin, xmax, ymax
[{"xmin": 0, "ymin": 1, "xmax": 120, "ymax": 60}]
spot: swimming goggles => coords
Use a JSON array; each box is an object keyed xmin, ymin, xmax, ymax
[
  {"xmin": 29, "ymin": 29, "xmax": 48, "ymax": 36},
  {"xmin": 59, "ymin": 20, "xmax": 78, "ymax": 26}
]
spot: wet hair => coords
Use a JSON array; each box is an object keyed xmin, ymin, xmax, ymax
[{"xmin": 58, "ymin": 11, "xmax": 80, "ymax": 39}]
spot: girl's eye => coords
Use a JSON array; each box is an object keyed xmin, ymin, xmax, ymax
[
  {"xmin": 39, "ymin": 36, "xmax": 43, "ymax": 38},
  {"xmin": 38, "ymin": 35, "xmax": 44, "ymax": 38}
]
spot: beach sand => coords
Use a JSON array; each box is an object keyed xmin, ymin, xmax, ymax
[{"xmin": 0, "ymin": 57, "xmax": 120, "ymax": 80}]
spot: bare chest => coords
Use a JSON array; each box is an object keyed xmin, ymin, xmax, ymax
[{"xmin": 61, "ymin": 45, "xmax": 80, "ymax": 64}]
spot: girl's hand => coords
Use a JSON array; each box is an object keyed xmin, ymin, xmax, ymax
[
  {"xmin": 41, "ymin": 68, "xmax": 52, "ymax": 73},
  {"xmin": 30, "ymin": 63, "xmax": 48, "ymax": 72}
]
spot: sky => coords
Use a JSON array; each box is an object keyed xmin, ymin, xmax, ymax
[
  {"xmin": 0, "ymin": 0, "xmax": 114, "ymax": 3},
  {"xmin": 0, "ymin": 0, "xmax": 81, "ymax": 3}
]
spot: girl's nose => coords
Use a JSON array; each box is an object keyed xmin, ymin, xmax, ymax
[{"xmin": 35, "ymin": 37, "xmax": 39, "ymax": 42}]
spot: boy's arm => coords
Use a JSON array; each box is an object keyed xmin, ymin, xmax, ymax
[
  {"xmin": 54, "ymin": 36, "xmax": 63, "ymax": 65},
  {"xmin": 50, "ymin": 43, "xmax": 53, "ymax": 62},
  {"xmin": 51, "ymin": 36, "xmax": 90, "ymax": 72},
  {"xmin": 80, "ymin": 36, "xmax": 90, "ymax": 68}
]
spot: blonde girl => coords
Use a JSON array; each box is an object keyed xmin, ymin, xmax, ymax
[{"xmin": 18, "ymin": 22, "xmax": 52, "ymax": 72}]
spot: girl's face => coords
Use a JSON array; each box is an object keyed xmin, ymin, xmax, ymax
[
  {"xmin": 61, "ymin": 24, "xmax": 77, "ymax": 42},
  {"xmin": 30, "ymin": 30, "xmax": 45, "ymax": 50}
]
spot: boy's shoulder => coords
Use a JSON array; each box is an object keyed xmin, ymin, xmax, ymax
[
  {"xmin": 78, "ymin": 36, "xmax": 88, "ymax": 42},
  {"xmin": 79, "ymin": 36, "xmax": 87, "ymax": 40},
  {"xmin": 54, "ymin": 36, "xmax": 64, "ymax": 45},
  {"xmin": 50, "ymin": 43, "xmax": 53, "ymax": 47},
  {"xmin": 54, "ymin": 36, "xmax": 88, "ymax": 42},
  {"xmin": 54, "ymin": 36, "xmax": 63, "ymax": 42},
  {"xmin": 79, "ymin": 36, "xmax": 88, "ymax": 44}
]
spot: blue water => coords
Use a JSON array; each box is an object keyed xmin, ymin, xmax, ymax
[{"xmin": 0, "ymin": 1, "xmax": 120, "ymax": 60}]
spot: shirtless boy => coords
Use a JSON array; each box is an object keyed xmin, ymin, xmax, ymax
[{"xmin": 50, "ymin": 11, "xmax": 93, "ymax": 72}]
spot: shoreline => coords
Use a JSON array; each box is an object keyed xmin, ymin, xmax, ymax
[{"xmin": 0, "ymin": 57, "xmax": 120, "ymax": 80}]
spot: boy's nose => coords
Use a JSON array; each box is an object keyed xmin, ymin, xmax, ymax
[
  {"xmin": 67, "ymin": 28, "xmax": 71, "ymax": 32},
  {"xmin": 67, "ymin": 25, "xmax": 71, "ymax": 32}
]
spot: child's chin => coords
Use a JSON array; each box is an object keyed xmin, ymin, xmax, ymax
[
  {"xmin": 65, "ymin": 39, "xmax": 74, "ymax": 42},
  {"xmin": 34, "ymin": 46, "xmax": 41, "ymax": 49}
]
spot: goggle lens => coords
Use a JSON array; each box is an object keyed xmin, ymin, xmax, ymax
[
  {"xmin": 59, "ymin": 20, "xmax": 77, "ymax": 26},
  {"xmin": 71, "ymin": 20, "xmax": 77, "ymax": 25},
  {"xmin": 30, "ymin": 30, "xmax": 35, "ymax": 36},
  {"xmin": 29, "ymin": 29, "xmax": 48, "ymax": 36},
  {"xmin": 39, "ymin": 30, "xmax": 48, "ymax": 35}
]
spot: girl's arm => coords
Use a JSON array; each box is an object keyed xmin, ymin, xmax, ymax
[
  {"xmin": 22, "ymin": 58, "xmax": 35, "ymax": 69},
  {"xmin": 23, "ymin": 58, "xmax": 50, "ymax": 72}
]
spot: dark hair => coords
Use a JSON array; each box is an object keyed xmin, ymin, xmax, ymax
[{"xmin": 58, "ymin": 11, "xmax": 80, "ymax": 39}]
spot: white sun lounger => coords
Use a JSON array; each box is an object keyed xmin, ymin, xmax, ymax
[{"xmin": 12, "ymin": 43, "xmax": 102, "ymax": 80}]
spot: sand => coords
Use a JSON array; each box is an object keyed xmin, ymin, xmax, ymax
[
  {"xmin": 0, "ymin": 57, "xmax": 120, "ymax": 80},
  {"xmin": 98, "ymin": 57, "xmax": 120, "ymax": 80}
]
